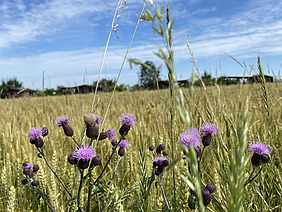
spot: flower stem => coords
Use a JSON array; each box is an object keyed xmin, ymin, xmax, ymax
[
  {"xmin": 86, "ymin": 170, "xmax": 92, "ymax": 212},
  {"xmin": 71, "ymin": 136, "xmax": 80, "ymax": 146},
  {"xmin": 92, "ymin": 139, "xmax": 122, "ymax": 185},
  {"xmin": 198, "ymin": 146, "xmax": 206, "ymax": 176},
  {"xmin": 37, "ymin": 147, "xmax": 72, "ymax": 197},
  {"xmin": 77, "ymin": 170, "xmax": 84, "ymax": 211},
  {"xmin": 106, "ymin": 157, "xmax": 122, "ymax": 198},
  {"xmin": 29, "ymin": 186, "xmax": 55, "ymax": 212},
  {"xmin": 160, "ymin": 176, "xmax": 170, "ymax": 211},
  {"xmin": 245, "ymin": 165, "xmax": 263, "ymax": 186}
]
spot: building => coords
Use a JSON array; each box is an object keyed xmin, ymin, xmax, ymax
[
  {"xmin": 2, "ymin": 88, "xmax": 36, "ymax": 98},
  {"xmin": 59, "ymin": 84, "xmax": 103, "ymax": 94}
]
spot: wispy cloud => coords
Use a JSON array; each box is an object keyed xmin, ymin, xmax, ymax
[{"xmin": 0, "ymin": 0, "xmax": 114, "ymax": 48}]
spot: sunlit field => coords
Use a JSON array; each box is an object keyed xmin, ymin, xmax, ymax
[{"xmin": 0, "ymin": 82, "xmax": 281, "ymax": 211}]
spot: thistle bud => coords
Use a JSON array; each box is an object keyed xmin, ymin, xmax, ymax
[
  {"xmin": 21, "ymin": 179, "xmax": 28, "ymax": 185},
  {"xmin": 202, "ymin": 133, "xmax": 212, "ymax": 146},
  {"xmin": 41, "ymin": 127, "xmax": 49, "ymax": 137},
  {"xmin": 118, "ymin": 147, "xmax": 126, "ymax": 157},
  {"xmin": 260, "ymin": 154, "xmax": 270, "ymax": 163},
  {"xmin": 32, "ymin": 165, "xmax": 39, "ymax": 172},
  {"xmin": 205, "ymin": 184, "xmax": 216, "ymax": 193},
  {"xmin": 251, "ymin": 153, "xmax": 262, "ymax": 167},
  {"xmin": 35, "ymin": 137, "xmax": 44, "ymax": 148},
  {"xmin": 97, "ymin": 132, "xmax": 107, "ymax": 141},
  {"xmin": 202, "ymin": 189, "xmax": 211, "ymax": 206},
  {"xmin": 91, "ymin": 156, "xmax": 101, "ymax": 166},
  {"xmin": 158, "ymin": 144, "xmax": 165, "ymax": 150},
  {"xmin": 86, "ymin": 124, "xmax": 99, "ymax": 139},
  {"xmin": 62, "ymin": 123, "xmax": 74, "ymax": 137},
  {"xmin": 162, "ymin": 150, "xmax": 168, "ymax": 156},
  {"xmin": 78, "ymin": 159, "xmax": 90, "ymax": 170},
  {"xmin": 149, "ymin": 145, "xmax": 155, "ymax": 151},
  {"xmin": 111, "ymin": 139, "xmax": 118, "ymax": 146},
  {"xmin": 31, "ymin": 180, "xmax": 39, "ymax": 187},
  {"xmin": 162, "ymin": 159, "xmax": 169, "ymax": 167},
  {"xmin": 119, "ymin": 124, "xmax": 130, "ymax": 137},
  {"xmin": 68, "ymin": 154, "xmax": 78, "ymax": 165}
]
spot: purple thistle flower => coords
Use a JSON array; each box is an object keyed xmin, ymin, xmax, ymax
[
  {"xmin": 200, "ymin": 123, "xmax": 219, "ymax": 135},
  {"xmin": 119, "ymin": 114, "xmax": 136, "ymax": 127},
  {"xmin": 28, "ymin": 128, "xmax": 42, "ymax": 140},
  {"xmin": 73, "ymin": 145, "xmax": 95, "ymax": 160},
  {"xmin": 154, "ymin": 157, "xmax": 168, "ymax": 166},
  {"xmin": 179, "ymin": 128, "xmax": 201, "ymax": 151},
  {"xmin": 119, "ymin": 139, "xmax": 129, "ymax": 148},
  {"xmin": 22, "ymin": 163, "xmax": 32, "ymax": 170},
  {"xmin": 57, "ymin": 116, "xmax": 70, "ymax": 127},
  {"xmin": 95, "ymin": 115, "xmax": 102, "ymax": 125},
  {"xmin": 249, "ymin": 142, "xmax": 270, "ymax": 156},
  {"xmin": 106, "ymin": 128, "xmax": 116, "ymax": 140}
]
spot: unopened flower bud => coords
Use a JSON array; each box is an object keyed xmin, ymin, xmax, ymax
[
  {"xmin": 202, "ymin": 133, "xmax": 212, "ymax": 146},
  {"xmin": 62, "ymin": 123, "xmax": 74, "ymax": 137},
  {"xmin": 41, "ymin": 127, "xmax": 48, "ymax": 137},
  {"xmin": 97, "ymin": 132, "xmax": 107, "ymax": 141},
  {"xmin": 31, "ymin": 180, "xmax": 39, "ymax": 187},
  {"xmin": 78, "ymin": 159, "xmax": 90, "ymax": 170},
  {"xmin": 91, "ymin": 156, "xmax": 101, "ymax": 166},
  {"xmin": 158, "ymin": 144, "xmax": 165, "ymax": 150},
  {"xmin": 119, "ymin": 124, "xmax": 130, "ymax": 137},
  {"xmin": 202, "ymin": 188, "xmax": 211, "ymax": 206},
  {"xmin": 251, "ymin": 153, "xmax": 262, "ymax": 167},
  {"xmin": 33, "ymin": 165, "xmax": 39, "ymax": 172},
  {"xmin": 260, "ymin": 154, "xmax": 270, "ymax": 163},
  {"xmin": 149, "ymin": 145, "xmax": 155, "ymax": 151},
  {"xmin": 21, "ymin": 179, "xmax": 28, "ymax": 185},
  {"xmin": 205, "ymin": 184, "xmax": 216, "ymax": 193},
  {"xmin": 162, "ymin": 160, "xmax": 169, "ymax": 167},
  {"xmin": 35, "ymin": 137, "xmax": 44, "ymax": 148},
  {"xmin": 118, "ymin": 147, "xmax": 126, "ymax": 157},
  {"xmin": 111, "ymin": 139, "xmax": 118, "ymax": 146},
  {"xmin": 162, "ymin": 150, "xmax": 168, "ymax": 156},
  {"xmin": 68, "ymin": 154, "xmax": 78, "ymax": 165},
  {"xmin": 86, "ymin": 124, "xmax": 99, "ymax": 139}
]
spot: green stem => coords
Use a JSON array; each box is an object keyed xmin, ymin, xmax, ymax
[{"xmin": 77, "ymin": 170, "xmax": 84, "ymax": 212}]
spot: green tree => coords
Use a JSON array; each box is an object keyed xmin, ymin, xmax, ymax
[
  {"xmin": 0, "ymin": 77, "xmax": 23, "ymax": 98},
  {"xmin": 138, "ymin": 61, "xmax": 160, "ymax": 89}
]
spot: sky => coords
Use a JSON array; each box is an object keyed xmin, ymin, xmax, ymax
[{"xmin": 0, "ymin": 0, "xmax": 282, "ymax": 89}]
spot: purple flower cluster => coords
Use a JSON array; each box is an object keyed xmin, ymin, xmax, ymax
[
  {"xmin": 106, "ymin": 128, "xmax": 116, "ymax": 141},
  {"xmin": 153, "ymin": 157, "xmax": 169, "ymax": 175},
  {"xmin": 119, "ymin": 139, "xmax": 129, "ymax": 148},
  {"xmin": 119, "ymin": 113, "xmax": 136, "ymax": 126},
  {"xmin": 22, "ymin": 162, "xmax": 40, "ymax": 186},
  {"xmin": 249, "ymin": 142, "xmax": 270, "ymax": 155},
  {"xmin": 28, "ymin": 127, "xmax": 46, "ymax": 148},
  {"xmin": 200, "ymin": 123, "xmax": 218, "ymax": 135},
  {"xmin": 68, "ymin": 145, "xmax": 96, "ymax": 169},
  {"xmin": 57, "ymin": 116, "xmax": 70, "ymax": 127},
  {"xmin": 249, "ymin": 142, "xmax": 271, "ymax": 166},
  {"xmin": 57, "ymin": 115, "xmax": 74, "ymax": 137},
  {"xmin": 28, "ymin": 128, "xmax": 42, "ymax": 140},
  {"xmin": 119, "ymin": 114, "xmax": 136, "ymax": 137},
  {"xmin": 179, "ymin": 128, "xmax": 201, "ymax": 151}
]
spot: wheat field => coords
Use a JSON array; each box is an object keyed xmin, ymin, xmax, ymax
[{"xmin": 0, "ymin": 82, "xmax": 281, "ymax": 211}]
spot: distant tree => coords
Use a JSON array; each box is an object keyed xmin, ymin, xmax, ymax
[
  {"xmin": 0, "ymin": 77, "xmax": 23, "ymax": 89},
  {"xmin": 130, "ymin": 84, "xmax": 143, "ymax": 91},
  {"xmin": 194, "ymin": 71, "xmax": 214, "ymax": 86},
  {"xmin": 138, "ymin": 61, "xmax": 160, "ymax": 89},
  {"xmin": 0, "ymin": 77, "xmax": 23, "ymax": 98}
]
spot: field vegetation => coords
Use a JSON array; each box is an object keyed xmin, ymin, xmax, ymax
[
  {"xmin": 0, "ymin": 82, "xmax": 281, "ymax": 211},
  {"xmin": 0, "ymin": 1, "xmax": 281, "ymax": 211}
]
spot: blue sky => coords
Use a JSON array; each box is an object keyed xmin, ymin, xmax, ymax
[{"xmin": 0, "ymin": 0, "xmax": 281, "ymax": 89}]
